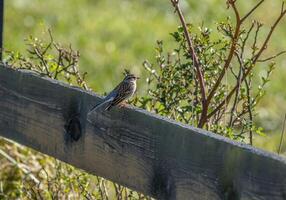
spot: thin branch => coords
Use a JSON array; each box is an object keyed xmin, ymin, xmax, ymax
[
  {"xmin": 170, "ymin": 0, "xmax": 207, "ymax": 127},
  {"xmin": 41, "ymin": 28, "xmax": 54, "ymax": 56},
  {"xmin": 228, "ymin": 52, "xmax": 244, "ymax": 127},
  {"xmin": 54, "ymin": 46, "xmax": 63, "ymax": 79},
  {"xmin": 34, "ymin": 47, "xmax": 50, "ymax": 76},
  {"xmin": 170, "ymin": 0, "xmax": 207, "ymax": 101},
  {"xmin": 241, "ymin": 0, "xmax": 265, "ymax": 22},
  {"xmin": 252, "ymin": 22, "xmax": 263, "ymax": 56},
  {"xmin": 206, "ymin": 0, "xmax": 241, "ymax": 106},
  {"xmin": 241, "ymin": 21, "xmax": 255, "ymax": 58},
  {"xmin": 252, "ymin": 3, "xmax": 286, "ymax": 63},
  {"xmin": 257, "ymin": 50, "xmax": 286, "ymax": 62}
]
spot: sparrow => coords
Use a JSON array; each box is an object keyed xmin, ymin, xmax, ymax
[{"xmin": 89, "ymin": 73, "xmax": 139, "ymax": 113}]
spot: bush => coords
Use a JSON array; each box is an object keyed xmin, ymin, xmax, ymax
[{"xmin": 135, "ymin": 0, "xmax": 286, "ymax": 144}]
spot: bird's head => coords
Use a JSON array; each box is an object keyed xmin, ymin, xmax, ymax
[{"xmin": 124, "ymin": 73, "xmax": 139, "ymax": 82}]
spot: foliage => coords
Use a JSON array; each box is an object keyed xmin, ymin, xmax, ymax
[
  {"xmin": 134, "ymin": 0, "xmax": 286, "ymax": 144},
  {"xmin": 3, "ymin": 29, "xmax": 88, "ymax": 90}
]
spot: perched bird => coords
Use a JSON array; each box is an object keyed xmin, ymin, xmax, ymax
[{"xmin": 89, "ymin": 73, "xmax": 139, "ymax": 113}]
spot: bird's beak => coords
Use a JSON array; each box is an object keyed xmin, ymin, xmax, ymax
[{"xmin": 136, "ymin": 76, "xmax": 140, "ymax": 79}]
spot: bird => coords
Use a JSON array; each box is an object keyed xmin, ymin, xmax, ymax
[{"xmin": 88, "ymin": 73, "xmax": 139, "ymax": 113}]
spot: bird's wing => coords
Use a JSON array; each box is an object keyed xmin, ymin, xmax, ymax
[
  {"xmin": 108, "ymin": 81, "xmax": 133, "ymax": 107},
  {"xmin": 89, "ymin": 80, "xmax": 134, "ymax": 112},
  {"xmin": 104, "ymin": 82, "xmax": 122, "ymax": 100},
  {"xmin": 88, "ymin": 81, "xmax": 122, "ymax": 114}
]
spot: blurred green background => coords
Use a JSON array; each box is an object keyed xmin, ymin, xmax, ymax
[{"xmin": 4, "ymin": 0, "xmax": 286, "ymax": 154}]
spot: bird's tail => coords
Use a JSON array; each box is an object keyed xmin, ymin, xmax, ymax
[
  {"xmin": 88, "ymin": 98, "xmax": 113, "ymax": 114},
  {"xmin": 104, "ymin": 104, "xmax": 113, "ymax": 111}
]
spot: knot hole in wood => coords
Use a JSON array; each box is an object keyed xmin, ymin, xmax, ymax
[{"xmin": 65, "ymin": 114, "xmax": 82, "ymax": 141}]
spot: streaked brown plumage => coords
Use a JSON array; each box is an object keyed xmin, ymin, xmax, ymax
[{"xmin": 89, "ymin": 73, "xmax": 139, "ymax": 113}]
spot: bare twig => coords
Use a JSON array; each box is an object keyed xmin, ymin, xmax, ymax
[
  {"xmin": 34, "ymin": 47, "xmax": 50, "ymax": 76},
  {"xmin": 241, "ymin": 0, "xmax": 265, "ymax": 22},
  {"xmin": 228, "ymin": 52, "xmax": 244, "ymax": 127},
  {"xmin": 252, "ymin": 22, "xmax": 263, "ymax": 56},
  {"xmin": 257, "ymin": 50, "xmax": 286, "ymax": 62},
  {"xmin": 240, "ymin": 21, "xmax": 255, "ymax": 58},
  {"xmin": 42, "ymin": 28, "xmax": 54, "ymax": 55}
]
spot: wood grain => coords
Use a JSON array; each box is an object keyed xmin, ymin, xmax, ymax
[{"xmin": 0, "ymin": 65, "xmax": 286, "ymax": 200}]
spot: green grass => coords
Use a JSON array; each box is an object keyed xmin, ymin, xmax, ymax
[{"xmin": 4, "ymin": 0, "xmax": 286, "ymax": 154}]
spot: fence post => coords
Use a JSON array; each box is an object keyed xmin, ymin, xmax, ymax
[{"xmin": 0, "ymin": 0, "xmax": 3, "ymax": 60}]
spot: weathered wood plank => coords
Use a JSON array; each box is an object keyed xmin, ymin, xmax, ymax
[{"xmin": 0, "ymin": 64, "xmax": 286, "ymax": 200}]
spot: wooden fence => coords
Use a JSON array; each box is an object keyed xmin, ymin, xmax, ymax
[{"xmin": 0, "ymin": 64, "xmax": 286, "ymax": 200}]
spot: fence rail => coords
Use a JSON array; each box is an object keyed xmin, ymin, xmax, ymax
[{"xmin": 0, "ymin": 64, "xmax": 286, "ymax": 200}]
